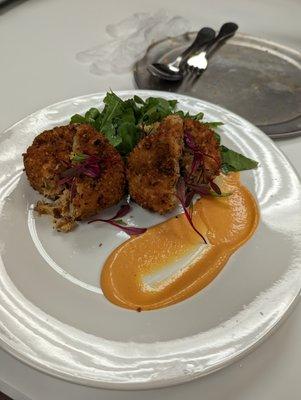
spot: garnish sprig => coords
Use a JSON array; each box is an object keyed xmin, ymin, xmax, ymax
[
  {"xmin": 88, "ymin": 204, "xmax": 147, "ymax": 236},
  {"xmin": 176, "ymin": 178, "xmax": 207, "ymax": 243},
  {"xmin": 59, "ymin": 153, "xmax": 101, "ymax": 186}
]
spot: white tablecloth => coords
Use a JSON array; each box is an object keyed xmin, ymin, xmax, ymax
[{"xmin": 0, "ymin": 0, "xmax": 300, "ymax": 399}]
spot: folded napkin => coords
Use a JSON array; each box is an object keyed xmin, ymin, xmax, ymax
[{"xmin": 76, "ymin": 10, "xmax": 190, "ymax": 75}]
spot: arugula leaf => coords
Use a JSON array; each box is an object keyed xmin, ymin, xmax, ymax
[
  {"xmin": 69, "ymin": 91, "xmax": 258, "ymax": 173},
  {"xmin": 133, "ymin": 95, "xmax": 145, "ymax": 105},
  {"xmin": 117, "ymin": 122, "xmax": 139, "ymax": 155},
  {"xmin": 214, "ymin": 132, "xmax": 221, "ymax": 144},
  {"xmin": 114, "ymin": 219, "xmax": 127, "ymax": 226},
  {"xmin": 175, "ymin": 110, "xmax": 204, "ymax": 120},
  {"xmin": 100, "ymin": 92, "xmax": 124, "ymax": 130},
  {"xmin": 101, "ymin": 122, "xmax": 122, "ymax": 147},
  {"xmin": 72, "ymin": 153, "xmax": 88, "ymax": 163},
  {"xmin": 70, "ymin": 114, "xmax": 87, "ymax": 124},
  {"xmin": 138, "ymin": 97, "xmax": 178, "ymax": 124},
  {"xmin": 203, "ymin": 121, "xmax": 224, "ymax": 128},
  {"xmin": 220, "ymin": 145, "xmax": 258, "ymax": 173},
  {"xmin": 85, "ymin": 108, "xmax": 100, "ymax": 120}
]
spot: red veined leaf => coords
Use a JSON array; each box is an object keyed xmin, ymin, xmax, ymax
[
  {"xmin": 88, "ymin": 217, "xmax": 146, "ymax": 236},
  {"xmin": 88, "ymin": 203, "xmax": 146, "ymax": 236},
  {"xmin": 177, "ymin": 194, "xmax": 207, "ymax": 243},
  {"xmin": 105, "ymin": 220, "xmax": 147, "ymax": 235},
  {"xmin": 109, "ymin": 203, "xmax": 131, "ymax": 220},
  {"xmin": 201, "ymin": 151, "xmax": 220, "ymax": 167},
  {"xmin": 58, "ymin": 175, "xmax": 73, "ymax": 186},
  {"xmin": 209, "ymin": 181, "xmax": 222, "ymax": 195},
  {"xmin": 184, "ymin": 190, "xmax": 195, "ymax": 208},
  {"xmin": 59, "ymin": 155, "xmax": 102, "ymax": 185},
  {"xmin": 83, "ymin": 167, "xmax": 100, "ymax": 178},
  {"xmin": 70, "ymin": 179, "xmax": 77, "ymax": 200},
  {"xmin": 184, "ymin": 131, "xmax": 198, "ymax": 151},
  {"xmin": 189, "ymin": 156, "xmax": 202, "ymax": 177},
  {"xmin": 60, "ymin": 166, "xmax": 78, "ymax": 178},
  {"xmin": 187, "ymin": 183, "xmax": 211, "ymax": 196},
  {"xmin": 176, "ymin": 179, "xmax": 207, "ymax": 243},
  {"xmin": 184, "ymin": 132, "xmax": 220, "ymax": 168},
  {"xmin": 177, "ymin": 177, "xmax": 186, "ymax": 204}
]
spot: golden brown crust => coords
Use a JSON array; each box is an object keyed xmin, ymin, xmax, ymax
[
  {"xmin": 35, "ymin": 190, "xmax": 76, "ymax": 232},
  {"xmin": 71, "ymin": 125, "xmax": 125, "ymax": 220},
  {"xmin": 24, "ymin": 124, "xmax": 126, "ymax": 231},
  {"xmin": 127, "ymin": 117, "xmax": 221, "ymax": 215},
  {"xmin": 23, "ymin": 125, "xmax": 75, "ymax": 199},
  {"xmin": 182, "ymin": 119, "xmax": 221, "ymax": 183},
  {"xmin": 127, "ymin": 115, "xmax": 184, "ymax": 214},
  {"xmin": 25, "ymin": 116, "xmax": 221, "ymax": 229}
]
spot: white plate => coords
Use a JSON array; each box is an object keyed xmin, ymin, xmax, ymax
[{"xmin": 0, "ymin": 90, "xmax": 300, "ymax": 390}]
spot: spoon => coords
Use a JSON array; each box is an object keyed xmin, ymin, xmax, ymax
[{"xmin": 147, "ymin": 27, "xmax": 216, "ymax": 81}]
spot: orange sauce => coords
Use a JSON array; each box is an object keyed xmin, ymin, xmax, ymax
[{"xmin": 101, "ymin": 173, "xmax": 259, "ymax": 310}]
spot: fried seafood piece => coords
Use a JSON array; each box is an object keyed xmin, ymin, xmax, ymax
[
  {"xmin": 24, "ymin": 124, "xmax": 126, "ymax": 232},
  {"xmin": 72, "ymin": 124, "xmax": 126, "ymax": 220},
  {"xmin": 23, "ymin": 125, "xmax": 75, "ymax": 199},
  {"xmin": 127, "ymin": 115, "xmax": 184, "ymax": 214},
  {"xmin": 127, "ymin": 116, "xmax": 221, "ymax": 214},
  {"xmin": 182, "ymin": 119, "xmax": 221, "ymax": 184}
]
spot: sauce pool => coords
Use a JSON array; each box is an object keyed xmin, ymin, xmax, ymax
[{"xmin": 101, "ymin": 173, "xmax": 259, "ymax": 311}]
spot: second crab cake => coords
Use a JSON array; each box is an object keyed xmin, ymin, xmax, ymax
[
  {"xmin": 127, "ymin": 116, "xmax": 222, "ymax": 214},
  {"xmin": 23, "ymin": 124, "xmax": 126, "ymax": 232},
  {"xmin": 182, "ymin": 119, "xmax": 221, "ymax": 184},
  {"xmin": 127, "ymin": 115, "xmax": 184, "ymax": 214}
]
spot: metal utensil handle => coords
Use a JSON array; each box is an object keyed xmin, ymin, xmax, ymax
[
  {"xmin": 181, "ymin": 27, "xmax": 216, "ymax": 59},
  {"xmin": 206, "ymin": 22, "xmax": 238, "ymax": 56}
]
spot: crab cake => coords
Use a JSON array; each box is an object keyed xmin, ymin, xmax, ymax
[
  {"xmin": 127, "ymin": 115, "xmax": 184, "ymax": 214},
  {"xmin": 23, "ymin": 125, "xmax": 75, "ymax": 199},
  {"xmin": 182, "ymin": 119, "xmax": 221, "ymax": 184},
  {"xmin": 127, "ymin": 116, "xmax": 221, "ymax": 214},
  {"xmin": 24, "ymin": 124, "xmax": 126, "ymax": 232},
  {"xmin": 70, "ymin": 124, "xmax": 125, "ymax": 220}
]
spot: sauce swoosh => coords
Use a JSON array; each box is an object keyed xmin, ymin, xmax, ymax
[{"xmin": 101, "ymin": 173, "xmax": 259, "ymax": 311}]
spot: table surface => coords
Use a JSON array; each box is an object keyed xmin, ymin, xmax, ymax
[{"xmin": 0, "ymin": 0, "xmax": 300, "ymax": 399}]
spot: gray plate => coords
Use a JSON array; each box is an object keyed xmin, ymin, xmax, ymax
[{"xmin": 134, "ymin": 33, "xmax": 301, "ymax": 139}]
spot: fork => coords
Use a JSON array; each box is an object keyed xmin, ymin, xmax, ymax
[{"xmin": 185, "ymin": 22, "xmax": 238, "ymax": 76}]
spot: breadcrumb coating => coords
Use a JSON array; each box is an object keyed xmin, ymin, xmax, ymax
[
  {"xmin": 127, "ymin": 115, "xmax": 184, "ymax": 214},
  {"xmin": 23, "ymin": 124, "xmax": 125, "ymax": 231},
  {"xmin": 127, "ymin": 116, "xmax": 221, "ymax": 214}
]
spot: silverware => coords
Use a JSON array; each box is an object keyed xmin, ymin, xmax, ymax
[
  {"xmin": 186, "ymin": 22, "xmax": 238, "ymax": 75},
  {"xmin": 147, "ymin": 27, "xmax": 216, "ymax": 81}
]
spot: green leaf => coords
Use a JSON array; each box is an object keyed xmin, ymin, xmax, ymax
[
  {"xmin": 85, "ymin": 108, "xmax": 100, "ymax": 120},
  {"xmin": 174, "ymin": 109, "xmax": 204, "ymax": 120},
  {"xmin": 100, "ymin": 92, "xmax": 124, "ymax": 130},
  {"xmin": 68, "ymin": 91, "xmax": 260, "ymax": 169},
  {"xmin": 194, "ymin": 111, "xmax": 204, "ymax": 120},
  {"xmin": 174, "ymin": 110, "xmax": 185, "ymax": 118},
  {"xmin": 72, "ymin": 153, "xmax": 88, "ymax": 163},
  {"xmin": 220, "ymin": 145, "xmax": 258, "ymax": 173},
  {"xmin": 133, "ymin": 95, "xmax": 145, "ymax": 105},
  {"xmin": 167, "ymin": 99, "xmax": 178, "ymax": 108},
  {"xmin": 114, "ymin": 219, "xmax": 127, "ymax": 226},
  {"xmin": 117, "ymin": 122, "xmax": 139, "ymax": 155},
  {"xmin": 203, "ymin": 122, "xmax": 224, "ymax": 128},
  {"xmin": 214, "ymin": 132, "xmax": 221, "ymax": 144},
  {"xmin": 210, "ymin": 191, "xmax": 233, "ymax": 197},
  {"xmin": 117, "ymin": 107, "xmax": 136, "ymax": 124},
  {"xmin": 138, "ymin": 97, "xmax": 178, "ymax": 124},
  {"xmin": 70, "ymin": 114, "xmax": 87, "ymax": 124},
  {"xmin": 101, "ymin": 123, "xmax": 122, "ymax": 147}
]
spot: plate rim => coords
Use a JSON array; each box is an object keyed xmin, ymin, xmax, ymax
[
  {"xmin": 0, "ymin": 89, "xmax": 301, "ymax": 389},
  {"xmin": 134, "ymin": 34, "xmax": 301, "ymax": 139}
]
